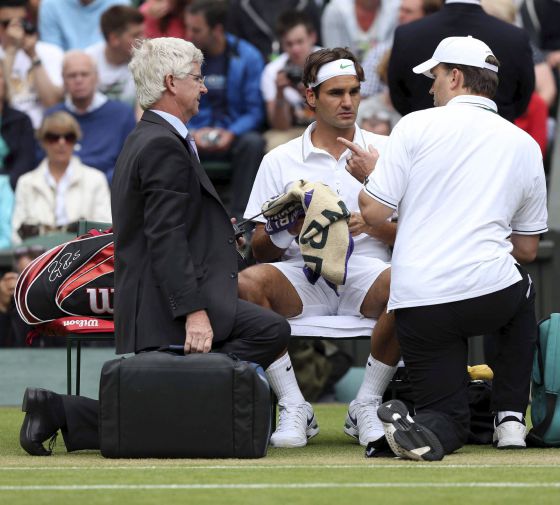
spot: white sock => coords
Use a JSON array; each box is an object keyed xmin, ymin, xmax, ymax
[
  {"xmin": 355, "ymin": 354, "xmax": 398, "ymax": 402},
  {"xmin": 497, "ymin": 411, "xmax": 524, "ymax": 422},
  {"xmin": 265, "ymin": 353, "xmax": 305, "ymax": 405}
]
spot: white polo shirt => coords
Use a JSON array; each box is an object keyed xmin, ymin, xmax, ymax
[
  {"xmin": 244, "ymin": 121, "xmax": 390, "ymax": 262},
  {"xmin": 365, "ymin": 95, "xmax": 548, "ymax": 310}
]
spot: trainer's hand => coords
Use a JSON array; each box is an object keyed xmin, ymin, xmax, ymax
[
  {"xmin": 337, "ymin": 137, "xmax": 379, "ymax": 183},
  {"xmin": 0, "ymin": 272, "xmax": 18, "ymax": 312},
  {"xmin": 184, "ymin": 310, "xmax": 213, "ymax": 354},
  {"xmin": 230, "ymin": 217, "xmax": 246, "ymax": 249}
]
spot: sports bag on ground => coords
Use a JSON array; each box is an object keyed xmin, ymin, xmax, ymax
[
  {"xmin": 14, "ymin": 230, "xmax": 114, "ymax": 325},
  {"xmin": 99, "ymin": 349, "xmax": 272, "ymax": 458},
  {"xmin": 527, "ymin": 314, "xmax": 560, "ymax": 447}
]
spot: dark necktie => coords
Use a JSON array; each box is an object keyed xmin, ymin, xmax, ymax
[{"xmin": 186, "ymin": 133, "xmax": 200, "ymax": 161}]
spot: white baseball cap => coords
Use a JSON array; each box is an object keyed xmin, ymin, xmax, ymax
[{"xmin": 412, "ymin": 36, "xmax": 498, "ymax": 79}]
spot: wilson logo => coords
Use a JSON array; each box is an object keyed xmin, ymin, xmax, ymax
[
  {"xmin": 86, "ymin": 288, "xmax": 114, "ymax": 315},
  {"xmin": 62, "ymin": 319, "xmax": 99, "ymax": 328}
]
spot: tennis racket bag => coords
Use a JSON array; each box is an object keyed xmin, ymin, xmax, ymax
[
  {"xmin": 14, "ymin": 230, "xmax": 114, "ymax": 325},
  {"xmin": 99, "ymin": 349, "xmax": 272, "ymax": 458}
]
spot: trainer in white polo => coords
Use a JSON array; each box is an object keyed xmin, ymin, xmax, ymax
[{"xmin": 346, "ymin": 35, "xmax": 547, "ymax": 460}]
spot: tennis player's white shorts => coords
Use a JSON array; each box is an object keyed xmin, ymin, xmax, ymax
[{"xmin": 270, "ymin": 255, "xmax": 390, "ymax": 317}]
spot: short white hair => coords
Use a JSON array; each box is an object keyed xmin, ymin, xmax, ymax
[
  {"xmin": 129, "ymin": 38, "xmax": 204, "ymax": 110},
  {"xmin": 62, "ymin": 50, "xmax": 98, "ymax": 75}
]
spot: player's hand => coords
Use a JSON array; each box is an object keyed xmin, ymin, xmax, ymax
[
  {"xmin": 184, "ymin": 310, "xmax": 213, "ymax": 354},
  {"xmin": 287, "ymin": 215, "xmax": 304, "ymax": 236},
  {"xmin": 337, "ymin": 137, "xmax": 380, "ymax": 183},
  {"xmin": 348, "ymin": 212, "xmax": 371, "ymax": 237}
]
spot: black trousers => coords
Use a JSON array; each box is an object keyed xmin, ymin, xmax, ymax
[
  {"xmin": 394, "ymin": 266, "xmax": 537, "ymax": 455},
  {"xmin": 60, "ymin": 299, "xmax": 289, "ymax": 451}
]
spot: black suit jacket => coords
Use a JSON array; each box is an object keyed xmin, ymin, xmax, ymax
[
  {"xmin": 111, "ymin": 111, "xmax": 239, "ymax": 354},
  {"xmin": 388, "ymin": 2, "xmax": 535, "ymax": 121}
]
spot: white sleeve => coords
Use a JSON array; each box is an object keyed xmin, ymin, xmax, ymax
[
  {"xmin": 363, "ymin": 122, "xmax": 410, "ymax": 210},
  {"xmin": 260, "ymin": 62, "xmax": 277, "ymax": 103},
  {"xmin": 36, "ymin": 42, "xmax": 64, "ymax": 87},
  {"xmin": 511, "ymin": 155, "xmax": 548, "ymax": 235},
  {"xmin": 243, "ymin": 152, "xmax": 288, "ymax": 223}
]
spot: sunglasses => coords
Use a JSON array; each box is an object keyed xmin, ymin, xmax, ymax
[{"xmin": 44, "ymin": 132, "xmax": 78, "ymax": 144}]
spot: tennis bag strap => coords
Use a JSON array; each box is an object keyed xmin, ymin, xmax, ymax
[
  {"xmin": 99, "ymin": 350, "xmax": 271, "ymax": 458},
  {"xmin": 528, "ymin": 314, "xmax": 560, "ymax": 445}
]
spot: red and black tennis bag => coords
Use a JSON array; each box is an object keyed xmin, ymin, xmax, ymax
[{"xmin": 14, "ymin": 230, "xmax": 114, "ymax": 325}]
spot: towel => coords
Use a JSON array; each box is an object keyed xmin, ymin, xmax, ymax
[{"xmin": 262, "ymin": 180, "xmax": 353, "ymax": 287}]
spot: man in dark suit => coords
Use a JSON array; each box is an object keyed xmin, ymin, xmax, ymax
[
  {"xmin": 18, "ymin": 37, "xmax": 291, "ymax": 456},
  {"xmin": 388, "ymin": 0, "xmax": 535, "ymax": 121}
]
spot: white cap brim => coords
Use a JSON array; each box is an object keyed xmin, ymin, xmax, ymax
[{"xmin": 412, "ymin": 58, "xmax": 439, "ymax": 78}]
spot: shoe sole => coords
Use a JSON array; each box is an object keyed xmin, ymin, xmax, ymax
[{"xmin": 378, "ymin": 400, "xmax": 444, "ymax": 461}]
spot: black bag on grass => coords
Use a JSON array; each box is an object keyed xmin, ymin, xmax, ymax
[{"xmin": 99, "ymin": 350, "xmax": 272, "ymax": 458}]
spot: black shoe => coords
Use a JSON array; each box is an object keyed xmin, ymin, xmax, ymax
[
  {"xmin": 20, "ymin": 388, "xmax": 64, "ymax": 456},
  {"xmin": 377, "ymin": 399, "xmax": 444, "ymax": 461}
]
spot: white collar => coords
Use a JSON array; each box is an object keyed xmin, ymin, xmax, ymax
[
  {"xmin": 151, "ymin": 109, "xmax": 188, "ymax": 139},
  {"xmin": 65, "ymin": 91, "xmax": 108, "ymax": 114},
  {"xmin": 445, "ymin": 0, "xmax": 481, "ymax": 5},
  {"xmin": 302, "ymin": 122, "xmax": 367, "ymax": 161},
  {"xmin": 447, "ymin": 94, "xmax": 498, "ymax": 112}
]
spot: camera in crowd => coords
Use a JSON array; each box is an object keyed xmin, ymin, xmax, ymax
[
  {"xmin": 201, "ymin": 129, "xmax": 222, "ymax": 146},
  {"xmin": 0, "ymin": 18, "xmax": 36, "ymax": 35},
  {"xmin": 283, "ymin": 62, "xmax": 303, "ymax": 87}
]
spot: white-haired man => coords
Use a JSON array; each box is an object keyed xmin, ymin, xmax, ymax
[
  {"xmin": 349, "ymin": 36, "xmax": 548, "ymax": 461},
  {"xmin": 19, "ymin": 37, "xmax": 291, "ymax": 456}
]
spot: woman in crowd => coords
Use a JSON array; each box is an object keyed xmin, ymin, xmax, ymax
[
  {"xmin": 11, "ymin": 111, "xmax": 111, "ymax": 244},
  {"xmin": 0, "ymin": 59, "xmax": 36, "ymax": 191}
]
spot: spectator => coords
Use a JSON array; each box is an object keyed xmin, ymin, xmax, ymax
[
  {"xmin": 361, "ymin": 0, "xmax": 443, "ymax": 99},
  {"xmin": 482, "ymin": 0, "xmax": 556, "ymax": 156},
  {"xmin": 85, "ymin": 5, "xmax": 145, "ymax": 107},
  {"xmin": 185, "ymin": 0, "xmax": 266, "ymax": 219},
  {"xmin": 45, "ymin": 51, "xmax": 136, "ymax": 182},
  {"xmin": 226, "ymin": 0, "xmax": 322, "ymax": 62},
  {"xmin": 140, "ymin": 0, "xmax": 188, "ymax": 39},
  {"xmin": 261, "ymin": 10, "xmax": 319, "ymax": 152},
  {"xmin": 388, "ymin": 0, "xmax": 535, "ymax": 122},
  {"xmin": 0, "ymin": 173, "xmax": 12, "ymax": 248},
  {"xmin": 0, "ymin": 57, "xmax": 36, "ymax": 190},
  {"xmin": 38, "ymin": 0, "xmax": 129, "ymax": 51},
  {"xmin": 321, "ymin": 0, "xmax": 400, "ymax": 61},
  {"xmin": 12, "ymin": 111, "xmax": 111, "ymax": 244},
  {"xmin": 0, "ymin": 0, "xmax": 64, "ymax": 129}
]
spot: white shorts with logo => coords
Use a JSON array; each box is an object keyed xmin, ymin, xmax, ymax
[{"xmin": 270, "ymin": 255, "xmax": 390, "ymax": 318}]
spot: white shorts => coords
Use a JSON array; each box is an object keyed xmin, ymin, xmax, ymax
[{"xmin": 270, "ymin": 255, "xmax": 390, "ymax": 318}]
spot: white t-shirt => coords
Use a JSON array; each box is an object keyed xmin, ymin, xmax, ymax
[
  {"xmin": 0, "ymin": 42, "xmax": 64, "ymax": 129},
  {"xmin": 85, "ymin": 42, "xmax": 136, "ymax": 107},
  {"xmin": 245, "ymin": 122, "xmax": 391, "ymax": 262},
  {"xmin": 365, "ymin": 95, "xmax": 548, "ymax": 310}
]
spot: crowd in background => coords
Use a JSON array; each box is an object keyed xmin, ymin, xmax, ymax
[{"xmin": 0, "ymin": 0, "xmax": 559, "ymax": 347}]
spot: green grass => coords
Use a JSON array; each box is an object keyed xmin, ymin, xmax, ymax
[{"xmin": 1, "ymin": 404, "xmax": 560, "ymax": 505}]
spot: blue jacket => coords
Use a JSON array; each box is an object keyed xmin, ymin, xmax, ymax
[{"xmin": 189, "ymin": 33, "xmax": 264, "ymax": 136}]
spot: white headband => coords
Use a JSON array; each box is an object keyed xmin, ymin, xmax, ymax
[{"xmin": 308, "ymin": 59, "xmax": 358, "ymax": 88}]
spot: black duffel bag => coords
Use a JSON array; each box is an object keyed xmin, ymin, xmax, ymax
[{"xmin": 99, "ymin": 349, "xmax": 272, "ymax": 458}]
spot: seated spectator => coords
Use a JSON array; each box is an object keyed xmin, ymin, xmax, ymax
[
  {"xmin": 0, "ymin": 0, "xmax": 64, "ymax": 129},
  {"xmin": 38, "ymin": 0, "xmax": 130, "ymax": 51},
  {"xmin": 85, "ymin": 5, "xmax": 145, "ymax": 108},
  {"xmin": 12, "ymin": 111, "xmax": 111, "ymax": 244},
  {"xmin": 45, "ymin": 51, "xmax": 136, "ymax": 182},
  {"xmin": 225, "ymin": 0, "xmax": 322, "ymax": 62},
  {"xmin": 185, "ymin": 0, "xmax": 266, "ymax": 219},
  {"xmin": 361, "ymin": 0, "xmax": 443, "ymax": 99},
  {"xmin": 0, "ymin": 173, "xmax": 12, "ymax": 248},
  {"xmin": 140, "ymin": 0, "xmax": 188, "ymax": 39},
  {"xmin": 0, "ymin": 57, "xmax": 36, "ymax": 190},
  {"xmin": 321, "ymin": 0, "xmax": 400, "ymax": 61},
  {"xmin": 261, "ymin": 10, "xmax": 319, "ymax": 152}
]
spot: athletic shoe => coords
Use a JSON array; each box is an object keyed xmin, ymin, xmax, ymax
[
  {"xmin": 270, "ymin": 401, "xmax": 319, "ymax": 448},
  {"xmin": 493, "ymin": 416, "xmax": 526, "ymax": 449},
  {"xmin": 344, "ymin": 398, "xmax": 385, "ymax": 446},
  {"xmin": 377, "ymin": 399, "xmax": 444, "ymax": 461}
]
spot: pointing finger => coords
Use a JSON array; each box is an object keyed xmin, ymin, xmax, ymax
[{"xmin": 337, "ymin": 137, "xmax": 363, "ymax": 154}]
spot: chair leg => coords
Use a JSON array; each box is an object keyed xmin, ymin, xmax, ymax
[
  {"xmin": 76, "ymin": 340, "xmax": 82, "ymax": 395},
  {"xmin": 66, "ymin": 338, "xmax": 72, "ymax": 395}
]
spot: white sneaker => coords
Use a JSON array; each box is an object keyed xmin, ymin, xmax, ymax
[
  {"xmin": 493, "ymin": 416, "xmax": 526, "ymax": 449},
  {"xmin": 270, "ymin": 401, "xmax": 319, "ymax": 448},
  {"xmin": 344, "ymin": 398, "xmax": 384, "ymax": 446}
]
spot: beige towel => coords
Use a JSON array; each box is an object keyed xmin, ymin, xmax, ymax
[{"xmin": 262, "ymin": 180, "xmax": 353, "ymax": 286}]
